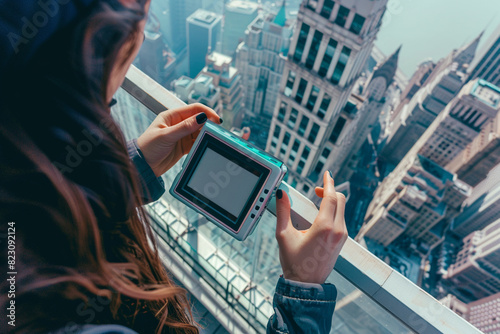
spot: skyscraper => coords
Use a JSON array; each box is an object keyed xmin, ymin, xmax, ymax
[
  {"xmin": 358, "ymin": 79, "xmax": 500, "ymax": 252},
  {"xmin": 447, "ymin": 110, "xmax": 500, "ymax": 187},
  {"xmin": 418, "ymin": 79, "xmax": 500, "ymax": 167},
  {"xmin": 450, "ymin": 166, "xmax": 500, "ymax": 239},
  {"xmin": 469, "ymin": 24, "xmax": 500, "ymax": 87},
  {"xmin": 187, "ymin": 10, "xmax": 222, "ymax": 78},
  {"xmin": 380, "ymin": 34, "xmax": 482, "ymax": 167},
  {"xmin": 265, "ymin": 0, "xmax": 388, "ymax": 197},
  {"xmin": 235, "ymin": 7, "xmax": 295, "ymax": 118},
  {"xmin": 166, "ymin": 0, "xmax": 221, "ymax": 53},
  {"xmin": 201, "ymin": 52, "xmax": 244, "ymax": 127},
  {"xmin": 444, "ymin": 219, "xmax": 500, "ymax": 302},
  {"xmin": 222, "ymin": 1, "xmax": 259, "ymax": 56}
]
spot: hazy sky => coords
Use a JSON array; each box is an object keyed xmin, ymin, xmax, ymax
[{"xmin": 375, "ymin": 0, "xmax": 500, "ymax": 78}]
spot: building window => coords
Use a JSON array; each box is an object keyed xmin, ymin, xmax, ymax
[
  {"xmin": 308, "ymin": 123, "xmax": 320, "ymax": 143},
  {"xmin": 293, "ymin": 23, "xmax": 310, "ymax": 63},
  {"xmin": 289, "ymin": 139, "xmax": 301, "ymax": 162},
  {"xmin": 314, "ymin": 161, "xmax": 324, "ymax": 174},
  {"xmin": 306, "ymin": 30, "xmax": 323, "ymax": 70},
  {"xmin": 321, "ymin": 147, "xmax": 331, "ymax": 159},
  {"xmin": 284, "ymin": 71, "xmax": 296, "ymax": 97},
  {"xmin": 329, "ymin": 117, "xmax": 346, "ymax": 144},
  {"xmin": 306, "ymin": 0, "xmax": 318, "ymax": 10},
  {"xmin": 297, "ymin": 146, "xmax": 311, "ymax": 174},
  {"xmin": 335, "ymin": 5, "xmax": 350, "ymax": 27},
  {"xmin": 298, "ymin": 115, "xmax": 310, "ymax": 137},
  {"xmin": 320, "ymin": 0, "xmax": 335, "ymax": 19},
  {"xmin": 307, "ymin": 85, "xmax": 320, "ymax": 111},
  {"xmin": 278, "ymin": 102, "xmax": 287, "ymax": 122},
  {"xmin": 318, "ymin": 93, "xmax": 331, "ymax": 119},
  {"xmin": 303, "ymin": 184, "xmax": 311, "ymax": 193},
  {"xmin": 331, "ymin": 46, "xmax": 351, "ymax": 85},
  {"xmin": 273, "ymin": 125, "xmax": 281, "ymax": 139},
  {"xmin": 318, "ymin": 38, "xmax": 337, "ymax": 77},
  {"xmin": 283, "ymin": 132, "xmax": 291, "ymax": 146},
  {"xmin": 295, "ymin": 78, "xmax": 308, "ymax": 104},
  {"xmin": 349, "ymin": 14, "xmax": 365, "ymax": 35},
  {"xmin": 288, "ymin": 108, "xmax": 298, "ymax": 129}
]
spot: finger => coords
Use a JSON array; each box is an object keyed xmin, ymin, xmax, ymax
[
  {"xmin": 314, "ymin": 171, "xmax": 338, "ymax": 230},
  {"xmin": 163, "ymin": 103, "xmax": 221, "ymax": 124},
  {"xmin": 166, "ymin": 113, "xmax": 206, "ymax": 142},
  {"xmin": 315, "ymin": 187, "xmax": 324, "ymax": 198},
  {"xmin": 275, "ymin": 189, "xmax": 293, "ymax": 242}
]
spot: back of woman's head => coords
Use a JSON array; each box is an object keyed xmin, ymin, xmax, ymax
[{"xmin": 0, "ymin": 1, "xmax": 198, "ymax": 333}]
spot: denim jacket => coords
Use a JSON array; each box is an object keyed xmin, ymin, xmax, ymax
[{"xmin": 50, "ymin": 141, "xmax": 338, "ymax": 333}]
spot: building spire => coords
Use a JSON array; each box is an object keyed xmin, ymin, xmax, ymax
[
  {"xmin": 274, "ymin": 1, "xmax": 287, "ymax": 27},
  {"xmin": 454, "ymin": 31, "xmax": 483, "ymax": 67},
  {"xmin": 371, "ymin": 45, "xmax": 401, "ymax": 88}
]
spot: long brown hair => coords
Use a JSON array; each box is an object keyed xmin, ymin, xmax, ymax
[{"xmin": 0, "ymin": 1, "xmax": 198, "ymax": 333}]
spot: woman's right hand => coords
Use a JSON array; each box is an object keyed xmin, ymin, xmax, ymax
[{"xmin": 275, "ymin": 171, "xmax": 348, "ymax": 284}]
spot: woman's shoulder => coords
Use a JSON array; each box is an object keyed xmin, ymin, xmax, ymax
[{"xmin": 49, "ymin": 324, "xmax": 138, "ymax": 334}]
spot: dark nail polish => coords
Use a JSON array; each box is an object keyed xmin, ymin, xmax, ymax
[
  {"xmin": 277, "ymin": 189, "xmax": 283, "ymax": 199},
  {"xmin": 196, "ymin": 113, "xmax": 208, "ymax": 124},
  {"xmin": 329, "ymin": 171, "xmax": 334, "ymax": 179},
  {"xmin": 219, "ymin": 118, "xmax": 224, "ymax": 124},
  {"xmin": 108, "ymin": 98, "xmax": 117, "ymax": 107}
]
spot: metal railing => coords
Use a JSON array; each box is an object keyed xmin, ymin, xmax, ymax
[{"xmin": 121, "ymin": 65, "xmax": 481, "ymax": 334}]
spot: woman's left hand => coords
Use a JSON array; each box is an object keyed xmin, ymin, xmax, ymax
[{"xmin": 137, "ymin": 103, "xmax": 222, "ymax": 177}]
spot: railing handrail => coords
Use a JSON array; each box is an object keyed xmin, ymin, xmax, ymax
[{"xmin": 123, "ymin": 65, "xmax": 481, "ymax": 334}]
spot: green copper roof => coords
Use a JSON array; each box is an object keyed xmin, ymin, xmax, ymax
[{"xmin": 274, "ymin": 3, "xmax": 286, "ymax": 27}]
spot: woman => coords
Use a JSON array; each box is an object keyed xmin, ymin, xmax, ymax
[{"xmin": 0, "ymin": 0, "xmax": 347, "ymax": 333}]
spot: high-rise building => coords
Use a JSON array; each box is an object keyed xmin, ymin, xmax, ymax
[
  {"xmin": 265, "ymin": 0, "xmax": 388, "ymax": 197},
  {"xmin": 469, "ymin": 24, "xmax": 500, "ymax": 87},
  {"xmin": 418, "ymin": 79, "xmax": 500, "ymax": 167},
  {"xmin": 450, "ymin": 166, "xmax": 500, "ymax": 239},
  {"xmin": 444, "ymin": 220, "xmax": 500, "ymax": 302},
  {"xmin": 327, "ymin": 47, "xmax": 401, "ymax": 183},
  {"xmin": 380, "ymin": 34, "xmax": 482, "ymax": 167},
  {"xmin": 173, "ymin": 74, "xmax": 223, "ymax": 115},
  {"xmin": 235, "ymin": 7, "xmax": 295, "ymax": 118},
  {"xmin": 358, "ymin": 80, "xmax": 499, "ymax": 252},
  {"xmin": 441, "ymin": 292, "xmax": 500, "ymax": 333},
  {"xmin": 447, "ymin": 110, "xmax": 500, "ymax": 187},
  {"xmin": 201, "ymin": 52, "xmax": 244, "ymax": 127},
  {"xmin": 187, "ymin": 10, "xmax": 222, "ymax": 78},
  {"xmin": 166, "ymin": 0, "xmax": 220, "ymax": 53},
  {"xmin": 222, "ymin": 1, "xmax": 259, "ymax": 56}
]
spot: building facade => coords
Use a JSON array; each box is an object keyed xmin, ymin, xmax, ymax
[
  {"xmin": 187, "ymin": 10, "xmax": 222, "ymax": 78},
  {"xmin": 469, "ymin": 24, "xmax": 500, "ymax": 87},
  {"xmin": 265, "ymin": 0, "xmax": 388, "ymax": 197},
  {"xmin": 447, "ymin": 109, "xmax": 500, "ymax": 187},
  {"xmin": 445, "ymin": 220, "xmax": 500, "ymax": 303},
  {"xmin": 235, "ymin": 7, "xmax": 295, "ymax": 118}
]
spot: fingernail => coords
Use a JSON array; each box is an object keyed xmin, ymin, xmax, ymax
[
  {"xmin": 276, "ymin": 189, "xmax": 283, "ymax": 199},
  {"xmin": 329, "ymin": 171, "xmax": 334, "ymax": 179},
  {"xmin": 219, "ymin": 118, "xmax": 224, "ymax": 124},
  {"xmin": 196, "ymin": 113, "xmax": 207, "ymax": 124}
]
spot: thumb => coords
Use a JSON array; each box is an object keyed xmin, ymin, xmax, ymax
[
  {"xmin": 167, "ymin": 113, "xmax": 207, "ymax": 142},
  {"xmin": 275, "ymin": 189, "xmax": 292, "ymax": 240}
]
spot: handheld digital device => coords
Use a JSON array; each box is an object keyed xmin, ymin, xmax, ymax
[{"xmin": 170, "ymin": 121, "xmax": 288, "ymax": 241}]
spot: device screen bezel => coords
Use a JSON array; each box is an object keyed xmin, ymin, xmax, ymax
[{"xmin": 175, "ymin": 133, "xmax": 270, "ymax": 232}]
